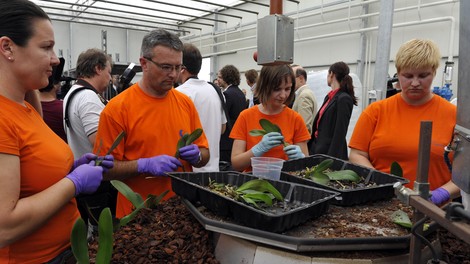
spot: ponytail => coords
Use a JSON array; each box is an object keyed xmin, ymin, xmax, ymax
[{"xmin": 329, "ymin": 61, "xmax": 358, "ymax": 106}]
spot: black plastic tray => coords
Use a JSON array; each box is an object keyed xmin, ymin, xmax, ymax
[
  {"xmin": 167, "ymin": 171, "xmax": 338, "ymax": 233},
  {"xmin": 281, "ymin": 154, "xmax": 409, "ymax": 206},
  {"xmin": 182, "ymin": 199, "xmax": 438, "ymax": 252}
]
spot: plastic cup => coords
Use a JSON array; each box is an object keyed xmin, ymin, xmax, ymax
[{"xmin": 251, "ymin": 157, "xmax": 284, "ymax": 181}]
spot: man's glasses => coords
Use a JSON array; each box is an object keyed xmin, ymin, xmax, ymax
[{"xmin": 143, "ymin": 57, "xmax": 183, "ymax": 73}]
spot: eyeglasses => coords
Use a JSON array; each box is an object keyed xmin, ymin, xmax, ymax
[{"xmin": 143, "ymin": 57, "xmax": 183, "ymax": 73}]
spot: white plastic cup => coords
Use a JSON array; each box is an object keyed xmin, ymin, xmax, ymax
[{"xmin": 251, "ymin": 157, "xmax": 284, "ymax": 181}]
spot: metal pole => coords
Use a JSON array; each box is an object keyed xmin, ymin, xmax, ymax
[
  {"xmin": 372, "ymin": 0, "xmax": 394, "ymax": 102},
  {"xmin": 409, "ymin": 121, "xmax": 433, "ymax": 264},
  {"xmin": 270, "ymin": 0, "xmax": 283, "ymax": 15}
]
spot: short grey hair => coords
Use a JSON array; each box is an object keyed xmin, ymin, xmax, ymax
[{"xmin": 141, "ymin": 29, "xmax": 183, "ymax": 58}]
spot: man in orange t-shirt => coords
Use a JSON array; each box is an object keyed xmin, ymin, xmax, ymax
[{"xmin": 94, "ymin": 29, "xmax": 209, "ymax": 218}]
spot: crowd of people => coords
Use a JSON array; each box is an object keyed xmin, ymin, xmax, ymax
[{"xmin": 0, "ymin": 0, "xmax": 464, "ymax": 263}]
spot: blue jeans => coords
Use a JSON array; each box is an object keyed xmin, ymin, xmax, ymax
[{"xmin": 45, "ymin": 248, "xmax": 75, "ymax": 264}]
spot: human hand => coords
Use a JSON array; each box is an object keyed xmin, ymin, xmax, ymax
[
  {"xmin": 429, "ymin": 187, "xmax": 450, "ymax": 205},
  {"xmin": 66, "ymin": 161, "xmax": 103, "ymax": 196},
  {"xmin": 72, "ymin": 153, "xmax": 97, "ymax": 171},
  {"xmin": 97, "ymin": 155, "xmax": 114, "ymax": 173},
  {"xmin": 137, "ymin": 155, "xmax": 183, "ymax": 176},
  {"xmin": 178, "ymin": 144, "xmax": 201, "ymax": 165},
  {"xmin": 252, "ymin": 132, "xmax": 284, "ymax": 157},
  {"xmin": 283, "ymin": 145, "xmax": 305, "ymax": 160}
]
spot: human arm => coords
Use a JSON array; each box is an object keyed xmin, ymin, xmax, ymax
[
  {"xmin": 103, "ymin": 155, "xmax": 183, "ymax": 181},
  {"xmin": 430, "ymin": 181, "xmax": 462, "ymax": 205},
  {"xmin": 25, "ymin": 90, "xmax": 42, "ymax": 117},
  {"xmin": 0, "ymin": 154, "xmax": 102, "ymax": 247},
  {"xmin": 349, "ymin": 148, "xmax": 374, "ymax": 169}
]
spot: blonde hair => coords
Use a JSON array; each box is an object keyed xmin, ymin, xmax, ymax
[{"xmin": 395, "ymin": 39, "xmax": 441, "ymax": 74}]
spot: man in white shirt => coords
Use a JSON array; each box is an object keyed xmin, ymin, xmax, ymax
[{"xmin": 176, "ymin": 43, "xmax": 227, "ymax": 171}]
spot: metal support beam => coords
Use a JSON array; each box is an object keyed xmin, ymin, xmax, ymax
[
  {"xmin": 372, "ymin": 0, "xmax": 394, "ymax": 101},
  {"xmin": 192, "ymin": 0, "xmax": 259, "ymax": 15},
  {"xmin": 144, "ymin": 0, "xmax": 245, "ymax": 20},
  {"xmin": 410, "ymin": 121, "xmax": 433, "ymax": 264}
]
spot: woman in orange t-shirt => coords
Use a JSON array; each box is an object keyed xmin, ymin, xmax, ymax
[
  {"xmin": 0, "ymin": 1, "xmax": 110, "ymax": 263},
  {"xmin": 230, "ymin": 64, "xmax": 311, "ymax": 172},
  {"xmin": 349, "ymin": 39, "xmax": 459, "ymax": 206}
]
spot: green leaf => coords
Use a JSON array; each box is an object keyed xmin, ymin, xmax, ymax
[
  {"xmin": 241, "ymin": 192, "xmax": 274, "ymax": 206},
  {"xmin": 111, "ymin": 180, "xmax": 144, "ymax": 208},
  {"xmin": 96, "ymin": 131, "xmax": 126, "ymax": 166},
  {"xmin": 237, "ymin": 179, "xmax": 283, "ymax": 201},
  {"xmin": 249, "ymin": 129, "xmax": 268, "ymax": 136},
  {"xmin": 391, "ymin": 210, "xmax": 412, "ymax": 228},
  {"xmin": 119, "ymin": 208, "xmax": 140, "ymax": 226},
  {"xmin": 145, "ymin": 190, "xmax": 169, "ymax": 209},
  {"xmin": 311, "ymin": 171, "xmax": 330, "ymax": 185},
  {"xmin": 259, "ymin": 119, "xmax": 280, "ymax": 133},
  {"xmin": 391, "ymin": 161, "xmax": 403, "ymax": 177},
  {"xmin": 240, "ymin": 196, "xmax": 261, "ymax": 209},
  {"xmin": 314, "ymin": 159, "xmax": 333, "ymax": 173},
  {"xmin": 185, "ymin": 128, "xmax": 203, "ymax": 145},
  {"xmin": 71, "ymin": 218, "xmax": 90, "ymax": 264},
  {"xmin": 96, "ymin": 208, "xmax": 113, "ymax": 264},
  {"xmin": 326, "ymin": 170, "xmax": 361, "ymax": 183}
]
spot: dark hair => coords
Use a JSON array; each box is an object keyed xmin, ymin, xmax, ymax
[
  {"xmin": 0, "ymin": 0, "xmax": 50, "ymax": 47},
  {"xmin": 219, "ymin": 65, "xmax": 241, "ymax": 86},
  {"xmin": 295, "ymin": 67, "xmax": 307, "ymax": 81},
  {"xmin": 255, "ymin": 64, "xmax": 295, "ymax": 106},
  {"xmin": 182, "ymin": 43, "xmax": 202, "ymax": 75},
  {"xmin": 244, "ymin": 69, "xmax": 258, "ymax": 84},
  {"xmin": 141, "ymin": 29, "xmax": 183, "ymax": 58},
  {"xmin": 76, "ymin": 48, "xmax": 112, "ymax": 79},
  {"xmin": 329, "ymin": 61, "xmax": 357, "ymax": 106}
]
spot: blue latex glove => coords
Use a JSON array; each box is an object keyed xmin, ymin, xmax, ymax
[
  {"xmin": 429, "ymin": 187, "xmax": 450, "ymax": 205},
  {"xmin": 66, "ymin": 161, "xmax": 103, "ymax": 196},
  {"xmin": 72, "ymin": 153, "xmax": 97, "ymax": 171},
  {"xmin": 283, "ymin": 145, "xmax": 305, "ymax": 160},
  {"xmin": 137, "ymin": 155, "xmax": 183, "ymax": 176},
  {"xmin": 252, "ymin": 132, "xmax": 284, "ymax": 157},
  {"xmin": 97, "ymin": 155, "xmax": 114, "ymax": 173},
  {"xmin": 178, "ymin": 144, "xmax": 201, "ymax": 165}
]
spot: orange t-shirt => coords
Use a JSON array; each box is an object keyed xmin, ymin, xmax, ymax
[
  {"xmin": 349, "ymin": 94, "xmax": 456, "ymax": 190},
  {"xmin": 230, "ymin": 105, "xmax": 311, "ymax": 171},
  {"xmin": 0, "ymin": 96, "xmax": 78, "ymax": 263},
  {"xmin": 94, "ymin": 84, "xmax": 208, "ymax": 217}
]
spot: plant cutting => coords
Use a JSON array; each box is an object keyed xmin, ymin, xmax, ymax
[
  {"xmin": 175, "ymin": 128, "xmax": 203, "ymax": 158},
  {"xmin": 71, "ymin": 180, "xmax": 169, "ymax": 264},
  {"xmin": 249, "ymin": 119, "xmax": 289, "ymax": 147},
  {"xmin": 208, "ymin": 178, "xmax": 283, "ymax": 209},
  {"xmin": 300, "ymin": 158, "xmax": 361, "ymax": 186}
]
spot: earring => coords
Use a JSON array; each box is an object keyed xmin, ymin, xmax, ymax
[{"xmin": 8, "ymin": 57, "xmax": 12, "ymax": 60}]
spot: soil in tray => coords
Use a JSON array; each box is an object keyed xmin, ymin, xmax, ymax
[{"xmin": 87, "ymin": 196, "xmax": 219, "ymax": 264}]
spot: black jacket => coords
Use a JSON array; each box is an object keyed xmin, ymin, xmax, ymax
[
  {"xmin": 220, "ymin": 85, "xmax": 247, "ymax": 152},
  {"xmin": 309, "ymin": 90, "xmax": 353, "ymax": 160}
]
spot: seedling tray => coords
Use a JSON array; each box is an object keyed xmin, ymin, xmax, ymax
[
  {"xmin": 281, "ymin": 154, "xmax": 409, "ymax": 206},
  {"xmin": 167, "ymin": 171, "xmax": 338, "ymax": 233}
]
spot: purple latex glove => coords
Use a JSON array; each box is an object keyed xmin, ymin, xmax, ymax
[
  {"xmin": 97, "ymin": 155, "xmax": 114, "ymax": 173},
  {"xmin": 430, "ymin": 187, "xmax": 450, "ymax": 205},
  {"xmin": 137, "ymin": 155, "xmax": 183, "ymax": 176},
  {"xmin": 72, "ymin": 153, "xmax": 97, "ymax": 171},
  {"xmin": 178, "ymin": 144, "xmax": 201, "ymax": 165},
  {"xmin": 66, "ymin": 161, "xmax": 103, "ymax": 196}
]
